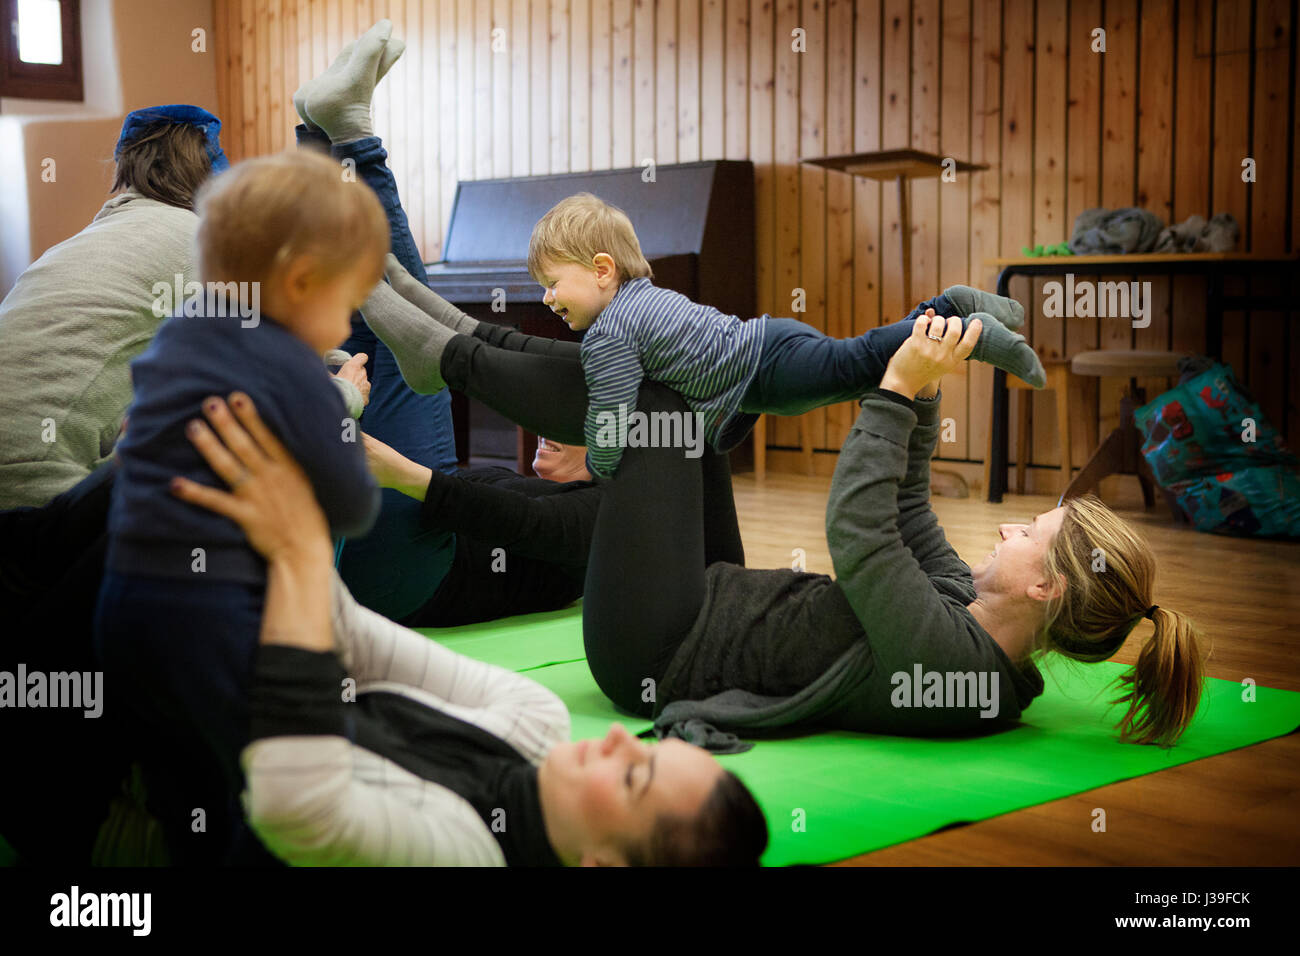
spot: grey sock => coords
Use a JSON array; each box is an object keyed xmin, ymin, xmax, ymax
[
  {"xmin": 293, "ymin": 39, "xmax": 357, "ymax": 130},
  {"xmin": 382, "ymin": 253, "xmax": 479, "ymax": 335},
  {"xmin": 943, "ymin": 285, "xmax": 1025, "ymax": 330},
  {"xmin": 968, "ymin": 312, "xmax": 1046, "ymax": 387},
  {"xmin": 359, "ymin": 279, "xmax": 453, "ymax": 394},
  {"xmin": 304, "ymin": 20, "xmax": 398, "ymax": 144}
]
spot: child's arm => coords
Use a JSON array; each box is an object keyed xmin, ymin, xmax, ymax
[{"xmin": 580, "ymin": 329, "xmax": 645, "ymax": 479}]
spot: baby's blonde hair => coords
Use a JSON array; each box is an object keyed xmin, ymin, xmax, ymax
[
  {"xmin": 1037, "ymin": 495, "xmax": 1207, "ymax": 748},
  {"xmin": 194, "ymin": 149, "xmax": 389, "ymax": 289},
  {"xmin": 527, "ymin": 192, "xmax": 653, "ymax": 284}
]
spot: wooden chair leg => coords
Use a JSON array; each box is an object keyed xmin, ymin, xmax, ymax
[
  {"xmin": 1064, "ymin": 424, "xmax": 1128, "ymax": 500},
  {"xmin": 752, "ymin": 415, "xmax": 766, "ymax": 481},
  {"xmin": 1015, "ymin": 388, "xmax": 1030, "ymax": 494},
  {"xmin": 1070, "ymin": 374, "xmax": 1100, "ymax": 460}
]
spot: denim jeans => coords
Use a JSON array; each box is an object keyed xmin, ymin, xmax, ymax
[
  {"xmin": 739, "ymin": 293, "xmax": 958, "ymax": 416},
  {"xmin": 296, "ymin": 127, "xmax": 458, "ymax": 622}
]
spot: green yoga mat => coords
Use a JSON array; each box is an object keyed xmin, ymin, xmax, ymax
[{"xmin": 418, "ymin": 604, "xmax": 1300, "ymax": 866}]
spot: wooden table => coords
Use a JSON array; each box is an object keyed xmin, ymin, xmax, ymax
[
  {"xmin": 802, "ymin": 149, "xmax": 987, "ymax": 305},
  {"xmin": 983, "ymin": 253, "xmax": 1300, "ymax": 503}
]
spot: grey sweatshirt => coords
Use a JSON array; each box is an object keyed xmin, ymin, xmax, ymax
[
  {"xmin": 0, "ymin": 189, "xmax": 366, "ymax": 510},
  {"xmin": 0, "ymin": 189, "xmax": 199, "ymax": 509},
  {"xmin": 653, "ymin": 389, "xmax": 1044, "ymax": 751}
]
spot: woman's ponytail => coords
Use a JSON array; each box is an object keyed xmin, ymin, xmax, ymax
[
  {"xmin": 1111, "ymin": 605, "xmax": 1206, "ymax": 747},
  {"xmin": 1040, "ymin": 496, "xmax": 1208, "ymax": 747}
]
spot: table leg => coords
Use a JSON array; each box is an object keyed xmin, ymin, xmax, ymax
[
  {"xmin": 987, "ymin": 267, "xmax": 1013, "ymax": 502},
  {"xmin": 988, "ymin": 368, "xmax": 1008, "ymax": 502},
  {"xmin": 897, "ymin": 175, "xmax": 911, "ymax": 308}
]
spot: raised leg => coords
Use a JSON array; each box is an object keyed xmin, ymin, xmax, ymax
[
  {"xmin": 440, "ymin": 334, "xmax": 589, "ymax": 446},
  {"xmin": 583, "ymin": 382, "xmax": 712, "ymax": 717}
]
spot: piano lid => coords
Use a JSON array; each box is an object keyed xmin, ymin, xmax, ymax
[{"xmin": 438, "ymin": 161, "xmax": 730, "ymax": 265}]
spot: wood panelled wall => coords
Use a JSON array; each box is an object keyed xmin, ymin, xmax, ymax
[{"xmin": 214, "ymin": 0, "xmax": 1300, "ymax": 481}]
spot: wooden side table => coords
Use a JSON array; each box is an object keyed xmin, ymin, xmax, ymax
[
  {"xmin": 983, "ymin": 253, "xmax": 1300, "ymax": 503},
  {"xmin": 802, "ymin": 149, "xmax": 988, "ymax": 306}
]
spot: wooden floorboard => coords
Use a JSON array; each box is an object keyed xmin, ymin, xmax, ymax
[{"xmin": 729, "ymin": 472, "xmax": 1300, "ymax": 866}]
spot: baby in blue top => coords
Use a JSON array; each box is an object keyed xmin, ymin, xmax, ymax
[
  {"xmin": 523, "ymin": 193, "xmax": 1044, "ymax": 477},
  {"xmin": 94, "ymin": 148, "xmax": 387, "ymax": 864}
]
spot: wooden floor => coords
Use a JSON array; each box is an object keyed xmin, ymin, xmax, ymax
[{"xmin": 729, "ymin": 471, "xmax": 1300, "ymax": 866}]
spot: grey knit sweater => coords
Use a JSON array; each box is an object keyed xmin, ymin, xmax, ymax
[
  {"xmin": 0, "ymin": 189, "xmax": 366, "ymax": 510},
  {"xmin": 653, "ymin": 389, "xmax": 1045, "ymax": 751},
  {"xmin": 0, "ymin": 189, "xmax": 198, "ymax": 509}
]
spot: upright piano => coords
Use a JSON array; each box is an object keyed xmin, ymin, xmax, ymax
[{"xmin": 422, "ymin": 160, "xmax": 756, "ymax": 474}]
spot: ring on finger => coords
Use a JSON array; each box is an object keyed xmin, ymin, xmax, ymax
[{"xmin": 230, "ymin": 469, "xmax": 252, "ymax": 490}]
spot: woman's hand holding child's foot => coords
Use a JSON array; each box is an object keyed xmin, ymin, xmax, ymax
[
  {"xmin": 881, "ymin": 314, "xmax": 980, "ymax": 399},
  {"xmin": 922, "ymin": 303, "xmax": 1045, "ymax": 388}
]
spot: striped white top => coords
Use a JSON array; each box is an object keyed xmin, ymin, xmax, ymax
[{"xmin": 579, "ymin": 278, "xmax": 767, "ymax": 477}]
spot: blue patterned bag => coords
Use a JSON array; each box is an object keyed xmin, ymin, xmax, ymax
[{"xmin": 1134, "ymin": 363, "xmax": 1300, "ymax": 537}]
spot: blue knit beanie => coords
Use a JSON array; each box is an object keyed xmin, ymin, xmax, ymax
[{"xmin": 114, "ymin": 104, "xmax": 229, "ymax": 173}]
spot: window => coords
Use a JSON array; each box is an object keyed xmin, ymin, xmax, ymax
[{"xmin": 1, "ymin": 0, "xmax": 82, "ymax": 100}]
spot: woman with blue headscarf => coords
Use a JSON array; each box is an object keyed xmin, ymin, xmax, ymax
[{"xmin": 0, "ymin": 105, "xmax": 235, "ymax": 509}]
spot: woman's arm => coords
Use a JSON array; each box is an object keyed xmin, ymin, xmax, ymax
[
  {"xmin": 825, "ymin": 317, "xmax": 983, "ymax": 676},
  {"xmin": 421, "ymin": 472, "xmax": 597, "ymax": 569},
  {"xmin": 881, "ymin": 314, "xmax": 979, "ymax": 582},
  {"xmin": 326, "ymin": 576, "xmax": 569, "ymax": 763},
  {"xmin": 893, "ymin": 393, "xmax": 976, "ymax": 585},
  {"xmin": 363, "ymin": 433, "xmax": 598, "ymax": 569}
]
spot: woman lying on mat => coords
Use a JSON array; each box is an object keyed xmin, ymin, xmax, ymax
[
  {"xmin": 170, "ymin": 393, "xmax": 767, "ymax": 866},
  {"xmin": 0, "ymin": 406, "xmax": 594, "ymax": 864},
  {"xmin": 365, "ymin": 275, "xmax": 1207, "ymax": 751}
]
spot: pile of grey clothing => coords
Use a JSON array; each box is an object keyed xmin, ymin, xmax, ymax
[{"xmin": 1068, "ymin": 208, "xmax": 1238, "ymax": 255}]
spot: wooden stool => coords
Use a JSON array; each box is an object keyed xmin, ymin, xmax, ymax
[
  {"xmin": 982, "ymin": 361, "xmax": 1088, "ymax": 498},
  {"xmin": 1063, "ymin": 349, "xmax": 1188, "ymax": 516}
]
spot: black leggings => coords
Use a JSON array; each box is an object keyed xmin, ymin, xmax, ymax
[
  {"xmin": 443, "ymin": 327, "xmax": 744, "ymax": 716},
  {"xmin": 0, "ymin": 464, "xmax": 132, "ymax": 862}
]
